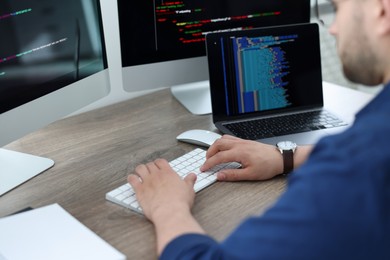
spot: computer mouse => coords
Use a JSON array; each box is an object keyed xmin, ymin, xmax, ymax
[{"xmin": 176, "ymin": 129, "xmax": 222, "ymax": 147}]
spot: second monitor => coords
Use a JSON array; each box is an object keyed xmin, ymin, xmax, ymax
[{"xmin": 117, "ymin": 0, "xmax": 310, "ymax": 115}]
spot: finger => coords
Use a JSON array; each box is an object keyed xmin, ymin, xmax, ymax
[
  {"xmin": 128, "ymin": 174, "xmax": 142, "ymax": 189},
  {"xmin": 134, "ymin": 164, "xmax": 149, "ymax": 180},
  {"xmin": 201, "ymin": 153, "xmax": 223, "ymax": 171},
  {"xmin": 154, "ymin": 158, "xmax": 171, "ymax": 171},
  {"xmin": 221, "ymin": 134, "xmax": 240, "ymax": 140},
  {"xmin": 216, "ymin": 169, "xmax": 246, "ymax": 182},
  {"xmin": 184, "ymin": 172, "xmax": 197, "ymax": 187},
  {"xmin": 205, "ymin": 137, "xmax": 233, "ymax": 159},
  {"xmin": 205, "ymin": 140, "xmax": 222, "ymax": 159},
  {"xmin": 201, "ymin": 149, "xmax": 238, "ymax": 172},
  {"xmin": 145, "ymin": 161, "xmax": 159, "ymax": 173}
]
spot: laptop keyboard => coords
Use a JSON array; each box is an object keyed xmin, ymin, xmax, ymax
[{"xmin": 223, "ymin": 110, "xmax": 347, "ymax": 140}]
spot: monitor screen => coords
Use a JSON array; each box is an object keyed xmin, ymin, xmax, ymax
[
  {"xmin": 0, "ymin": 0, "xmax": 107, "ymax": 114},
  {"xmin": 0, "ymin": 0, "xmax": 110, "ymax": 196},
  {"xmin": 120, "ymin": 0, "xmax": 310, "ymax": 68},
  {"xmin": 118, "ymin": 0, "xmax": 310, "ymax": 115}
]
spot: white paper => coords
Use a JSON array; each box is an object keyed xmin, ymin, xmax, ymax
[{"xmin": 0, "ymin": 204, "xmax": 126, "ymax": 260}]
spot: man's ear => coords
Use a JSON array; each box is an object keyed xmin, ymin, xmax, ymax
[{"xmin": 379, "ymin": 0, "xmax": 390, "ymax": 34}]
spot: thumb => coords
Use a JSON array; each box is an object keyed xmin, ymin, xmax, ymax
[
  {"xmin": 217, "ymin": 169, "xmax": 244, "ymax": 182},
  {"xmin": 184, "ymin": 172, "xmax": 197, "ymax": 187}
]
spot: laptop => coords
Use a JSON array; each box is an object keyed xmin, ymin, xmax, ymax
[{"xmin": 205, "ymin": 23, "xmax": 348, "ymax": 145}]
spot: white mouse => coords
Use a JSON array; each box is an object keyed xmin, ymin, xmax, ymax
[{"xmin": 176, "ymin": 129, "xmax": 222, "ymax": 147}]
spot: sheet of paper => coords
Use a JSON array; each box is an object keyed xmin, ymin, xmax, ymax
[{"xmin": 0, "ymin": 203, "xmax": 126, "ymax": 260}]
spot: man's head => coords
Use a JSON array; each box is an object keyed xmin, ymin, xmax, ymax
[{"xmin": 317, "ymin": 0, "xmax": 390, "ymax": 86}]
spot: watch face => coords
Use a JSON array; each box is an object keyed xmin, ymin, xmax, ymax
[{"xmin": 277, "ymin": 141, "xmax": 297, "ymax": 150}]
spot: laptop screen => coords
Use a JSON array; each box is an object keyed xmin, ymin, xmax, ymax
[{"xmin": 206, "ymin": 23, "xmax": 323, "ymax": 121}]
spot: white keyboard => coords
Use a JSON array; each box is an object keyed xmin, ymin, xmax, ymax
[{"xmin": 105, "ymin": 148, "xmax": 241, "ymax": 213}]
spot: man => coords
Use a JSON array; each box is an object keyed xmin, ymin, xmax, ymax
[{"xmin": 128, "ymin": 0, "xmax": 390, "ymax": 258}]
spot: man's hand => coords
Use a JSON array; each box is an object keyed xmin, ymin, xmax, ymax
[
  {"xmin": 128, "ymin": 158, "xmax": 196, "ymax": 221},
  {"xmin": 201, "ymin": 135, "xmax": 284, "ymax": 181},
  {"xmin": 128, "ymin": 159, "xmax": 205, "ymax": 255}
]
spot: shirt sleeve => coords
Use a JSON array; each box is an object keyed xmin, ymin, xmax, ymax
[{"xmin": 160, "ymin": 233, "xmax": 223, "ymax": 260}]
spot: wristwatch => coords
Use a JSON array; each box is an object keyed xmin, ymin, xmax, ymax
[{"xmin": 276, "ymin": 141, "xmax": 297, "ymax": 174}]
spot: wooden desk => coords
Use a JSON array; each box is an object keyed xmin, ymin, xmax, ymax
[{"xmin": 0, "ymin": 82, "xmax": 373, "ymax": 259}]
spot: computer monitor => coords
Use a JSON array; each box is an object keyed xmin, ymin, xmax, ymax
[
  {"xmin": 0, "ymin": 0, "xmax": 110, "ymax": 196},
  {"xmin": 118, "ymin": 0, "xmax": 310, "ymax": 115}
]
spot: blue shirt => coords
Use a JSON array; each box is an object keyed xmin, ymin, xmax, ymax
[{"xmin": 161, "ymin": 83, "xmax": 390, "ymax": 260}]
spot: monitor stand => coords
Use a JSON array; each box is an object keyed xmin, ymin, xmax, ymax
[
  {"xmin": 170, "ymin": 80, "xmax": 212, "ymax": 115},
  {"xmin": 0, "ymin": 148, "xmax": 54, "ymax": 196}
]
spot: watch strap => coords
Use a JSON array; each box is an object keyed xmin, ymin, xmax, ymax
[{"xmin": 282, "ymin": 149, "xmax": 294, "ymax": 174}]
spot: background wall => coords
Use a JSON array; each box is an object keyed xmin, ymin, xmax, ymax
[{"xmin": 77, "ymin": 0, "xmax": 382, "ymax": 114}]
